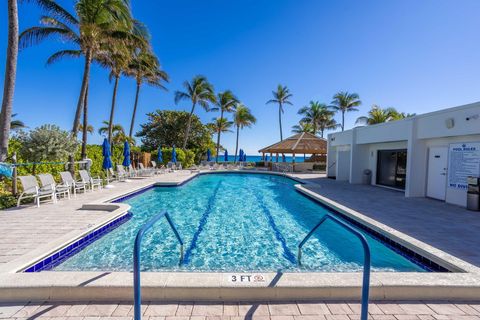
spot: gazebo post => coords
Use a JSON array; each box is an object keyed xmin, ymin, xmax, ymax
[
  {"xmin": 276, "ymin": 153, "xmax": 278, "ymax": 163},
  {"xmin": 292, "ymin": 153, "xmax": 296, "ymax": 172}
]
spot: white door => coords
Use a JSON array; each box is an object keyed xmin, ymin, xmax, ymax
[{"xmin": 427, "ymin": 147, "xmax": 448, "ymax": 200}]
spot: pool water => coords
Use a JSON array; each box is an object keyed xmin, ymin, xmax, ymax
[{"xmin": 55, "ymin": 173, "xmax": 425, "ymax": 272}]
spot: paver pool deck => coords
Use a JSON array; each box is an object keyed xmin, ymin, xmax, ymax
[{"xmin": 1, "ymin": 170, "xmax": 480, "ymax": 317}]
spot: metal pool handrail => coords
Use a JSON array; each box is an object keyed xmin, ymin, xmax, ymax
[
  {"xmin": 133, "ymin": 211, "xmax": 184, "ymax": 320},
  {"xmin": 298, "ymin": 214, "xmax": 371, "ymax": 320}
]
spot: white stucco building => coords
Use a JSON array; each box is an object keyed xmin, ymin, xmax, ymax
[{"xmin": 327, "ymin": 102, "xmax": 480, "ymax": 207}]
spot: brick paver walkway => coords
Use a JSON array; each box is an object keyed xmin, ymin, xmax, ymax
[{"xmin": 1, "ymin": 301, "xmax": 480, "ymax": 319}]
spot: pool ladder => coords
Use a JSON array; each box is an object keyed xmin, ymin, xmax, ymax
[
  {"xmin": 298, "ymin": 214, "xmax": 371, "ymax": 320},
  {"xmin": 133, "ymin": 211, "xmax": 184, "ymax": 320}
]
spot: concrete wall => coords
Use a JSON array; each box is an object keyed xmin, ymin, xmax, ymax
[{"xmin": 327, "ymin": 101, "xmax": 480, "ymax": 207}]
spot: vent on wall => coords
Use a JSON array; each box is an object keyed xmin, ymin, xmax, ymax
[{"xmin": 445, "ymin": 118, "xmax": 455, "ymax": 129}]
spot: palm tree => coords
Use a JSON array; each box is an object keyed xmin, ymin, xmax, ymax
[
  {"xmin": 126, "ymin": 49, "xmax": 168, "ymax": 138},
  {"xmin": 318, "ymin": 117, "xmax": 339, "ymax": 138},
  {"xmin": 10, "ymin": 113, "xmax": 25, "ymax": 131},
  {"xmin": 233, "ymin": 105, "xmax": 256, "ymax": 163},
  {"xmin": 0, "ymin": 0, "xmax": 19, "ymax": 161},
  {"xmin": 298, "ymin": 101, "xmax": 333, "ymax": 135},
  {"xmin": 292, "ymin": 122, "xmax": 314, "ymax": 134},
  {"xmin": 356, "ymin": 105, "xmax": 415, "ymax": 125},
  {"xmin": 330, "ymin": 91, "xmax": 362, "ymax": 131},
  {"xmin": 19, "ymin": 0, "xmax": 134, "ymax": 138},
  {"xmin": 98, "ymin": 120, "xmax": 133, "ymax": 145},
  {"xmin": 266, "ymin": 84, "xmax": 292, "ymax": 141},
  {"xmin": 210, "ymin": 117, "xmax": 233, "ymax": 155},
  {"xmin": 214, "ymin": 90, "xmax": 238, "ymax": 162},
  {"xmin": 174, "ymin": 75, "xmax": 216, "ymax": 149},
  {"xmin": 78, "ymin": 124, "xmax": 94, "ymax": 134}
]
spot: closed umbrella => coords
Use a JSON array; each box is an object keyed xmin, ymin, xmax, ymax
[
  {"xmin": 102, "ymin": 138, "xmax": 114, "ymax": 188},
  {"xmin": 224, "ymin": 149, "xmax": 228, "ymax": 162},
  {"xmin": 171, "ymin": 146, "xmax": 177, "ymax": 163},
  {"xmin": 157, "ymin": 147, "xmax": 163, "ymax": 163},
  {"xmin": 265, "ymin": 155, "xmax": 269, "ymax": 162},
  {"xmin": 242, "ymin": 151, "xmax": 247, "ymax": 162},
  {"xmin": 239, "ymin": 149, "xmax": 244, "ymax": 162},
  {"xmin": 207, "ymin": 149, "xmax": 211, "ymax": 162},
  {"xmin": 123, "ymin": 141, "xmax": 131, "ymax": 167}
]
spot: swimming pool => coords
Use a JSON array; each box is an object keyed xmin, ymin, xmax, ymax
[{"xmin": 52, "ymin": 173, "xmax": 427, "ymax": 272}]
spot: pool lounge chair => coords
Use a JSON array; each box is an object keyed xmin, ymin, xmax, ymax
[
  {"xmin": 138, "ymin": 163, "xmax": 155, "ymax": 176},
  {"xmin": 151, "ymin": 161, "xmax": 164, "ymax": 174},
  {"xmin": 79, "ymin": 169, "xmax": 103, "ymax": 190},
  {"xmin": 38, "ymin": 173, "xmax": 71, "ymax": 201},
  {"xmin": 128, "ymin": 164, "xmax": 139, "ymax": 177},
  {"xmin": 17, "ymin": 175, "xmax": 56, "ymax": 207},
  {"xmin": 60, "ymin": 171, "xmax": 88, "ymax": 196},
  {"xmin": 117, "ymin": 165, "xmax": 131, "ymax": 181}
]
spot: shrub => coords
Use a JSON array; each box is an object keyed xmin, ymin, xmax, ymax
[
  {"xmin": 312, "ymin": 164, "xmax": 326, "ymax": 171},
  {"xmin": 151, "ymin": 147, "xmax": 195, "ymax": 168}
]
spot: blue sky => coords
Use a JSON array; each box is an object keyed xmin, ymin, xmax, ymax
[{"xmin": 1, "ymin": 0, "xmax": 480, "ymax": 154}]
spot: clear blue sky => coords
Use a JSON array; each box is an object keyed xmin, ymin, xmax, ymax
[{"xmin": 1, "ymin": 0, "xmax": 480, "ymax": 154}]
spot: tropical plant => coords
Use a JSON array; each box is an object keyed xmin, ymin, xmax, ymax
[
  {"xmin": 174, "ymin": 75, "xmax": 216, "ymax": 149},
  {"xmin": 209, "ymin": 118, "xmax": 233, "ymax": 153},
  {"xmin": 17, "ymin": 124, "xmax": 79, "ymax": 173},
  {"xmin": 291, "ymin": 122, "xmax": 314, "ymax": 134},
  {"xmin": 136, "ymin": 110, "xmax": 216, "ymax": 163},
  {"xmin": 266, "ymin": 84, "xmax": 292, "ymax": 141},
  {"xmin": 126, "ymin": 48, "xmax": 168, "ymax": 138},
  {"xmin": 98, "ymin": 120, "xmax": 133, "ymax": 145},
  {"xmin": 19, "ymin": 0, "xmax": 134, "ymax": 139},
  {"xmin": 10, "ymin": 113, "xmax": 26, "ymax": 131},
  {"xmin": 233, "ymin": 105, "xmax": 256, "ymax": 163},
  {"xmin": 330, "ymin": 91, "xmax": 362, "ymax": 131},
  {"xmin": 97, "ymin": 21, "xmax": 148, "ymax": 145},
  {"xmin": 297, "ymin": 101, "xmax": 338, "ymax": 137},
  {"xmin": 214, "ymin": 90, "xmax": 238, "ymax": 162},
  {"xmin": 356, "ymin": 105, "xmax": 415, "ymax": 125},
  {"xmin": 77, "ymin": 124, "xmax": 94, "ymax": 134}
]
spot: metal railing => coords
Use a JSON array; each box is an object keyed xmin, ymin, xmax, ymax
[
  {"xmin": 133, "ymin": 211, "xmax": 184, "ymax": 320},
  {"xmin": 298, "ymin": 214, "xmax": 371, "ymax": 320}
]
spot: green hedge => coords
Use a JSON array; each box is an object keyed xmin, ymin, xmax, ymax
[{"xmin": 151, "ymin": 147, "xmax": 195, "ymax": 169}]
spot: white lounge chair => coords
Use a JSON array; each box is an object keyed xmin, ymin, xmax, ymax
[
  {"xmin": 38, "ymin": 173, "xmax": 70, "ymax": 201},
  {"xmin": 17, "ymin": 175, "xmax": 56, "ymax": 207},
  {"xmin": 60, "ymin": 171, "xmax": 88, "ymax": 196},
  {"xmin": 166, "ymin": 162, "xmax": 176, "ymax": 172},
  {"xmin": 138, "ymin": 163, "xmax": 154, "ymax": 176},
  {"xmin": 117, "ymin": 165, "xmax": 131, "ymax": 181},
  {"xmin": 79, "ymin": 170, "xmax": 103, "ymax": 190},
  {"xmin": 128, "ymin": 164, "xmax": 139, "ymax": 177}
]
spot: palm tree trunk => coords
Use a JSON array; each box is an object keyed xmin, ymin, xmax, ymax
[
  {"xmin": 182, "ymin": 102, "xmax": 196, "ymax": 149},
  {"xmin": 341, "ymin": 111, "xmax": 345, "ymax": 131},
  {"xmin": 215, "ymin": 110, "xmax": 224, "ymax": 163},
  {"xmin": 0, "ymin": 0, "xmax": 18, "ymax": 162},
  {"xmin": 234, "ymin": 125, "xmax": 240, "ymax": 163},
  {"xmin": 320, "ymin": 128, "xmax": 324, "ymax": 138},
  {"xmin": 108, "ymin": 75, "xmax": 120, "ymax": 146},
  {"xmin": 279, "ymin": 102, "xmax": 283, "ymax": 141},
  {"xmin": 129, "ymin": 82, "xmax": 140, "ymax": 138},
  {"xmin": 81, "ymin": 84, "xmax": 89, "ymax": 159},
  {"xmin": 72, "ymin": 50, "xmax": 92, "ymax": 136}
]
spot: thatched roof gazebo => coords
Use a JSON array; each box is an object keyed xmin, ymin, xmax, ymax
[{"xmin": 258, "ymin": 132, "xmax": 327, "ymax": 163}]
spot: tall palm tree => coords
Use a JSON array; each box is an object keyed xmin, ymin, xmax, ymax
[
  {"xmin": 330, "ymin": 91, "xmax": 362, "ymax": 131},
  {"xmin": 0, "ymin": 0, "xmax": 19, "ymax": 161},
  {"xmin": 355, "ymin": 105, "xmax": 415, "ymax": 125},
  {"xmin": 174, "ymin": 75, "xmax": 216, "ymax": 149},
  {"xmin": 19, "ymin": 0, "xmax": 134, "ymax": 138},
  {"xmin": 233, "ymin": 105, "xmax": 256, "ymax": 163},
  {"xmin": 214, "ymin": 90, "xmax": 238, "ymax": 162},
  {"xmin": 126, "ymin": 49, "xmax": 168, "ymax": 138},
  {"xmin": 266, "ymin": 84, "xmax": 292, "ymax": 141},
  {"xmin": 291, "ymin": 122, "xmax": 314, "ymax": 134}
]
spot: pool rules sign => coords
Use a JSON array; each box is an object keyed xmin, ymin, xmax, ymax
[{"xmin": 448, "ymin": 142, "xmax": 480, "ymax": 189}]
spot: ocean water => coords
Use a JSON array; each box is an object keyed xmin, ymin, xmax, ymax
[{"xmin": 55, "ymin": 173, "xmax": 425, "ymax": 272}]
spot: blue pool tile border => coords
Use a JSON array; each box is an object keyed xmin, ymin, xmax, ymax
[
  {"xmin": 299, "ymin": 191, "xmax": 450, "ymax": 273},
  {"xmin": 24, "ymin": 212, "xmax": 133, "ymax": 272}
]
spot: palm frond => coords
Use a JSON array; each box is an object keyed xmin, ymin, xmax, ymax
[
  {"xmin": 19, "ymin": 26, "xmax": 74, "ymax": 50},
  {"xmin": 22, "ymin": 0, "xmax": 78, "ymax": 25},
  {"xmin": 46, "ymin": 49, "xmax": 82, "ymax": 65}
]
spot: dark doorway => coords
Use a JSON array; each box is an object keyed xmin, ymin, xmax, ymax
[{"xmin": 376, "ymin": 149, "xmax": 407, "ymax": 189}]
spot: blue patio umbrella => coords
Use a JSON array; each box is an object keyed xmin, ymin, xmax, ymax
[
  {"xmin": 171, "ymin": 145, "xmax": 177, "ymax": 163},
  {"xmin": 224, "ymin": 149, "xmax": 228, "ymax": 162},
  {"xmin": 157, "ymin": 147, "xmax": 163, "ymax": 163},
  {"xmin": 238, "ymin": 149, "xmax": 243, "ymax": 162},
  {"xmin": 207, "ymin": 149, "xmax": 211, "ymax": 161},
  {"xmin": 265, "ymin": 155, "xmax": 269, "ymax": 162},
  {"xmin": 122, "ymin": 141, "xmax": 131, "ymax": 167},
  {"xmin": 242, "ymin": 152, "xmax": 247, "ymax": 162},
  {"xmin": 102, "ymin": 138, "xmax": 112, "ymax": 170}
]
